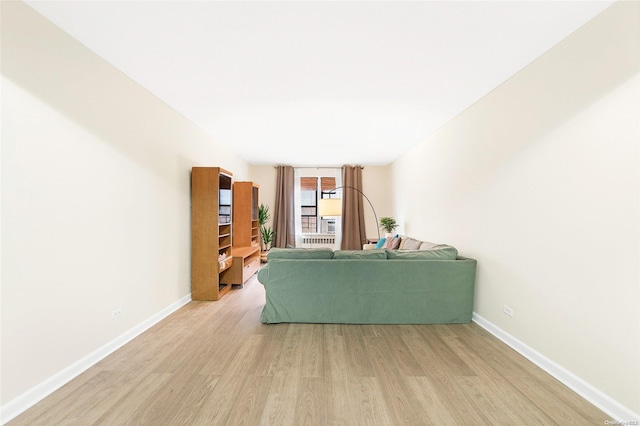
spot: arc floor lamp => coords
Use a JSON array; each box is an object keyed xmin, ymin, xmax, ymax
[{"xmin": 317, "ymin": 186, "xmax": 380, "ymax": 240}]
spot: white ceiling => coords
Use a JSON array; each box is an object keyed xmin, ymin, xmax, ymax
[{"xmin": 26, "ymin": 1, "xmax": 614, "ymax": 166}]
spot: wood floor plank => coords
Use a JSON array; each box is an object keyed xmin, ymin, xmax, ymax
[
  {"xmin": 341, "ymin": 324, "xmax": 376, "ymax": 377},
  {"xmin": 215, "ymin": 333, "xmax": 266, "ymax": 377},
  {"xmin": 192, "ymin": 330, "xmax": 244, "ymax": 376},
  {"xmin": 273, "ymin": 325, "xmax": 307, "ymax": 377},
  {"xmin": 453, "ymin": 375, "xmax": 530, "ymax": 425},
  {"xmin": 9, "ymin": 370, "xmax": 127, "ymax": 426},
  {"xmin": 419, "ymin": 371, "xmax": 478, "ymax": 425},
  {"xmin": 324, "ymin": 335, "xmax": 349, "ymax": 380},
  {"xmin": 259, "ymin": 375, "xmax": 298, "ymax": 425},
  {"xmin": 8, "ymin": 271, "xmax": 610, "ymax": 426},
  {"xmin": 221, "ymin": 375, "xmax": 273, "ymax": 426},
  {"xmin": 6, "ymin": 367, "xmax": 104, "ymax": 425},
  {"xmin": 374, "ymin": 326, "xmax": 427, "ymax": 377},
  {"xmin": 298, "ymin": 324, "xmax": 325, "ymax": 378},
  {"xmin": 92, "ymin": 372, "xmax": 175, "ymax": 425},
  {"xmin": 451, "ymin": 323, "xmax": 542, "ymax": 379},
  {"xmin": 406, "ymin": 376, "xmax": 460, "ymax": 426},
  {"xmin": 323, "ymin": 323, "xmax": 344, "ymax": 337},
  {"xmin": 347, "ymin": 376, "xmax": 395, "ymax": 426},
  {"xmin": 323, "ymin": 335, "xmax": 353, "ymax": 424},
  {"xmin": 506, "ymin": 375, "xmax": 606, "ymax": 425},
  {"xmin": 246, "ymin": 327, "xmax": 290, "ymax": 377},
  {"xmin": 364, "ymin": 335, "xmax": 434, "ymax": 424},
  {"xmin": 122, "ymin": 373, "xmax": 215, "ymax": 425},
  {"xmin": 295, "ymin": 377, "xmax": 328, "ymax": 426},
  {"xmin": 414, "ymin": 325, "xmax": 476, "ymax": 377},
  {"xmin": 442, "ymin": 334, "xmax": 559, "ymax": 425},
  {"xmin": 183, "ymin": 375, "xmax": 244, "ymax": 425}
]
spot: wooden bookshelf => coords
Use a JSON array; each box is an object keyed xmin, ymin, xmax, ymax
[
  {"xmin": 191, "ymin": 167, "xmax": 233, "ymax": 300},
  {"xmin": 222, "ymin": 181, "xmax": 260, "ymax": 287},
  {"xmin": 232, "ymin": 182, "xmax": 260, "ymax": 248}
]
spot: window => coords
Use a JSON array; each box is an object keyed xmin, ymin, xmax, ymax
[
  {"xmin": 300, "ymin": 177, "xmax": 318, "ymax": 233},
  {"xmin": 294, "ymin": 168, "xmax": 342, "ymax": 247},
  {"xmin": 300, "ymin": 176, "xmax": 337, "ymax": 233}
]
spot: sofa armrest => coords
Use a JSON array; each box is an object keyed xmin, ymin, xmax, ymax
[{"xmin": 257, "ymin": 265, "xmax": 269, "ymax": 285}]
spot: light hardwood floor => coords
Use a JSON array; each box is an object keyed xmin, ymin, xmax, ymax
[{"xmin": 10, "ymin": 272, "xmax": 609, "ymax": 425}]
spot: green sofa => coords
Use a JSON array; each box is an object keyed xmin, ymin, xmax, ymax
[{"xmin": 257, "ymin": 247, "xmax": 476, "ymax": 324}]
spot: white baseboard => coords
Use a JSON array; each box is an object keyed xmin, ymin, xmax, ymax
[
  {"xmin": 472, "ymin": 312, "xmax": 639, "ymax": 423},
  {"xmin": 1, "ymin": 294, "xmax": 192, "ymax": 425}
]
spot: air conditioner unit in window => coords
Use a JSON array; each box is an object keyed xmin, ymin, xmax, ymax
[{"xmin": 321, "ymin": 219, "xmax": 335, "ymax": 234}]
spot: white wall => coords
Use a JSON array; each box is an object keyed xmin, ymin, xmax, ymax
[
  {"xmin": 392, "ymin": 1, "xmax": 639, "ymax": 415},
  {"xmin": 1, "ymin": 1, "xmax": 250, "ymax": 408},
  {"xmin": 250, "ymin": 166, "xmax": 277, "ymax": 226},
  {"xmin": 361, "ymin": 165, "xmax": 392, "ymax": 240}
]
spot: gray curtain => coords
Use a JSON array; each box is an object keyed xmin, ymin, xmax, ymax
[
  {"xmin": 273, "ymin": 165, "xmax": 296, "ymax": 248},
  {"xmin": 341, "ymin": 165, "xmax": 366, "ymax": 250}
]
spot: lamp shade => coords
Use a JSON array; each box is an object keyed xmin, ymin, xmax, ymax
[{"xmin": 318, "ymin": 198, "xmax": 342, "ymax": 217}]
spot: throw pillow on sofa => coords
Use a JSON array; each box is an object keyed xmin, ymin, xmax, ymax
[
  {"xmin": 384, "ymin": 236, "xmax": 402, "ymax": 250},
  {"xmin": 400, "ymin": 237, "xmax": 422, "ymax": 250},
  {"xmin": 419, "ymin": 241, "xmax": 442, "ymax": 250},
  {"xmin": 374, "ymin": 238, "xmax": 387, "ymax": 249}
]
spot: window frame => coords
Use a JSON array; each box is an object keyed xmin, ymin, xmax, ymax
[{"xmin": 294, "ymin": 168, "xmax": 342, "ymax": 246}]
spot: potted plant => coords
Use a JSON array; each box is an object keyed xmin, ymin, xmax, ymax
[
  {"xmin": 258, "ymin": 203, "xmax": 272, "ymax": 262},
  {"xmin": 379, "ymin": 217, "xmax": 398, "ymax": 238},
  {"xmin": 258, "ymin": 203, "xmax": 270, "ymax": 229},
  {"xmin": 260, "ymin": 226, "xmax": 274, "ymax": 251}
]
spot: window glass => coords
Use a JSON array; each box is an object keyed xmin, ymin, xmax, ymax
[{"xmin": 294, "ymin": 168, "xmax": 342, "ymax": 246}]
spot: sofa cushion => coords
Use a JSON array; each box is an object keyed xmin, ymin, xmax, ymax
[
  {"xmin": 374, "ymin": 238, "xmax": 387, "ymax": 249},
  {"xmin": 400, "ymin": 237, "xmax": 423, "ymax": 250},
  {"xmin": 267, "ymin": 247, "xmax": 334, "ymax": 260},
  {"xmin": 386, "ymin": 247, "xmax": 458, "ymax": 260},
  {"xmin": 384, "ymin": 237, "xmax": 402, "ymax": 250},
  {"xmin": 334, "ymin": 249, "xmax": 387, "ymax": 259},
  {"xmin": 420, "ymin": 241, "xmax": 444, "ymax": 250}
]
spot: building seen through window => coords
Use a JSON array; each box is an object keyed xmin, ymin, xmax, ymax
[{"xmin": 300, "ymin": 176, "xmax": 337, "ymax": 234}]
